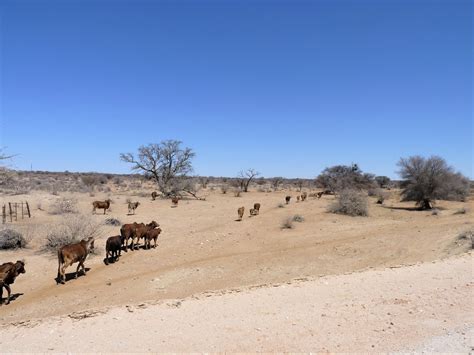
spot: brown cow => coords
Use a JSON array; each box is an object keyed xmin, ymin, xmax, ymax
[
  {"xmin": 144, "ymin": 227, "xmax": 162, "ymax": 249},
  {"xmin": 253, "ymin": 203, "xmax": 261, "ymax": 214},
  {"xmin": 105, "ymin": 235, "xmax": 124, "ymax": 265},
  {"xmin": 133, "ymin": 221, "xmax": 159, "ymax": 250},
  {"xmin": 151, "ymin": 191, "xmax": 158, "ymax": 201},
  {"xmin": 0, "ymin": 260, "xmax": 25, "ymax": 305},
  {"xmin": 92, "ymin": 199, "xmax": 111, "ymax": 214},
  {"xmin": 297, "ymin": 195, "xmax": 301, "ymax": 202},
  {"xmin": 285, "ymin": 196, "xmax": 291, "ymax": 204},
  {"xmin": 57, "ymin": 237, "xmax": 95, "ymax": 284},
  {"xmin": 171, "ymin": 197, "xmax": 179, "ymax": 207},
  {"xmin": 237, "ymin": 207, "xmax": 245, "ymax": 221},
  {"xmin": 128, "ymin": 201, "xmax": 140, "ymax": 215},
  {"xmin": 120, "ymin": 222, "xmax": 139, "ymax": 252}
]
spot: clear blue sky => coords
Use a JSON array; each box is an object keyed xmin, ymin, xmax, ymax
[{"xmin": 1, "ymin": 0, "xmax": 472, "ymax": 179}]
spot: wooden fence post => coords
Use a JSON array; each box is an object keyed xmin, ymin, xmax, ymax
[{"xmin": 26, "ymin": 201, "xmax": 31, "ymax": 218}]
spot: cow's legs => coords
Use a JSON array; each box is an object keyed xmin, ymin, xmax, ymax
[
  {"xmin": 0, "ymin": 284, "xmax": 3, "ymax": 304},
  {"xmin": 60, "ymin": 264, "xmax": 67, "ymax": 284},
  {"xmin": 4, "ymin": 284, "xmax": 11, "ymax": 305},
  {"xmin": 154, "ymin": 237, "xmax": 157, "ymax": 248}
]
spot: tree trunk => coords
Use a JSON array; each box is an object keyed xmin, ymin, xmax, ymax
[{"xmin": 419, "ymin": 199, "xmax": 432, "ymax": 210}]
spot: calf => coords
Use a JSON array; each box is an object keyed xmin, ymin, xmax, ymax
[
  {"xmin": 57, "ymin": 237, "xmax": 95, "ymax": 284},
  {"xmin": 105, "ymin": 235, "xmax": 124, "ymax": 265},
  {"xmin": 92, "ymin": 199, "xmax": 111, "ymax": 214},
  {"xmin": 249, "ymin": 208, "xmax": 258, "ymax": 216},
  {"xmin": 253, "ymin": 203, "xmax": 261, "ymax": 214},
  {"xmin": 128, "ymin": 201, "xmax": 140, "ymax": 215},
  {"xmin": 133, "ymin": 221, "xmax": 160, "ymax": 249},
  {"xmin": 144, "ymin": 227, "xmax": 162, "ymax": 249},
  {"xmin": 285, "ymin": 196, "xmax": 291, "ymax": 204},
  {"xmin": 151, "ymin": 191, "xmax": 158, "ymax": 201},
  {"xmin": 237, "ymin": 207, "xmax": 245, "ymax": 221},
  {"xmin": 0, "ymin": 260, "xmax": 25, "ymax": 305}
]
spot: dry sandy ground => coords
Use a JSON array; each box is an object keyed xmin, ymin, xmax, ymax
[
  {"xmin": 0, "ymin": 189, "xmax": 472, "ymax": 325},
  {"xmin": 0, "ymin": 253, "xmax": 471, "ymax": 352}
]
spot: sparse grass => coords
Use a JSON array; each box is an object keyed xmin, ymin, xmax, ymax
[
  {"xmin": 293, "ymin": 214, "xmax": 305, "ymax": 222},
  {"xmin": 281, "ymin": 217, "xmax": 294, "ymax": 229},
  {"xmin": 328, "ymin": 189, "xmax": 369, "ymax": 217},
  {"xmin": 278, "ymin": 203, "xmax": 285, "ymax": 208},
  {"xmin": 457, "ymin": 229, "xmax": 473, "ymax": 249},
  {"xmin": 42, "ymin": 214, "xmax": 102, "ymax": 253},
  {"xmin": 0, "ymin": 228, "xmax": 28, "ymax": 250},
  {"xmin": 49, "ymin": 197, "xmax": 78, "ymax": 215}
]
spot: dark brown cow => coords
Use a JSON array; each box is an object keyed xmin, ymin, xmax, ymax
[
  {"xmin": 144, "ymin": 227, "xmax": 162, "ymax": 249},
  {"xmin": 285, "ymin": 196, "xmax": 291, "ymax": 204},
  {"xmin": 0, "ymin": 260, "xmax": 25, "ymax": 305},
  {"xmin": 128, "ymin": 201, "xmax": 140, "ymax": 215},
  {"xmin": 171, "ymin": 197, "xmax": 179, "ymax": 206},
  {"xmin": 253, "ymin": 203, "xmax": 261, "ymax": 214},
  {"xmin": 151, "ymin": 191, "xmax": 158, "ymax": 201},
  {"xmin": 237, "ymin": 207, "xmax": 245, "ymax": 221},
  {"xmin": 92, "ymin": 199, "xmax": 111, "ymax": 214},
  {"xmin": 57, "ymin": 237, "xmax": 95, "ymax": 284},
  {"xmin": 105, "ymin": 235, "xmax": 124, "ymax": 265}
]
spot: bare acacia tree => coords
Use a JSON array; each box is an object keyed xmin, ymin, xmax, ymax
[
  {"xmin": 0, "ymin": 149, "xmax": 15, "ymax": 188},
  {"xmin": 398, "ymin": 155, "xmax": 469, "ymax": 210},
  {"xmin": 120, "ymin": 140, "xmax": 196, "ymax": 197},
  {"xmin": 271, "ymin": 177, "xmax": 284, "ymax": 191},
  {"xmin": 238, "ymin": 168, "xmax": 260, "ymax": 192}
]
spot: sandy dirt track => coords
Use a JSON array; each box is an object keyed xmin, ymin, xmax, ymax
[{"xmin": 0, "ymin": 253, "xmax": 472, "ymax": 352}]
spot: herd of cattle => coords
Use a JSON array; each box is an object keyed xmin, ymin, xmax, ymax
[{"xmin": 0, "ymin": 189, "xmax": 328, "ymax": 305}]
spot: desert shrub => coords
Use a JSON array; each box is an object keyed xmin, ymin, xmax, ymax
[
  {"xmin": 316, "ymin": 164, "xmax": 375, "ymax": 193},
  {"xmin": 454, "ymin": 208, "xmax": 468, "ymax": 215},
  {"xmin": 104, "ymin": 218, "xmax": 121, "ymax": 226},
  {"xmin": 43, "ymin": 214, "xmax": 102, "ymax": 253},
  {"xmin": 221, "ymin": 185, "xmax": 228, "ymax": 194},
  {"xmin": 49, "ymin": 197, "xmax": 78, "ymax": 215},
  {"xmin": 278, "ymin": 203, "xmax": 285, "ymax": 208},
  {"xmin": 375, "ymin": 176, "xmax": 391, "ymax": 188},
  {"xmin": 0, "ymin": 228, "xmax": 27, "ymax": 249},
  {"xmin": 281, "ymin": 217, "xmax": 294, "ymax": 229},
  {"xmin": 81, "ymin": 175, "xmax": 99, "ymax": 187},
  {"xmin": 328, "ymin": 189, "xmax": 369, "ymax": 217},
  {"xmin": 369, "ymin": 188, "xmax": 389, "ymax": 204},
  {"xmin": 457, "ymin": 229, "xmax": 474, "ymax": 249},
  {"xmin": 233, "ymin": 190, "xmax": 241, "ymax": 197},
  {"xmin": 431, "ymin": 209, "xmax": 440, "ymax": 216},
  {"xmin": 398, "ymin": 156, "xmax": 469, "ymax": 210},
  {"xmin": 292, "ymin": 214, "xmax": 305, "ymax": 222}
]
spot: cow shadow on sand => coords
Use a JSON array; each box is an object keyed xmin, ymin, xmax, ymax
[
  {"xmin": 0, "ymin": 293, "xmax": 23, "ymax": 305},
  {"xmin": 55, "ymin": 268, "xmax": 91, "ymax": 284}
]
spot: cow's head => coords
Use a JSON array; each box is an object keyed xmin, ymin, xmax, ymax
[
  {"xmin": 86, "ymin": 237, "xmax": 95, "ymax": 253},
  {"xmin": 15, "ymin": 260, "xmax": 26, "ymax": 274},
  {"xmin": 148, "ymin": 220, "xmax": 159, "ymax": 229}
]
